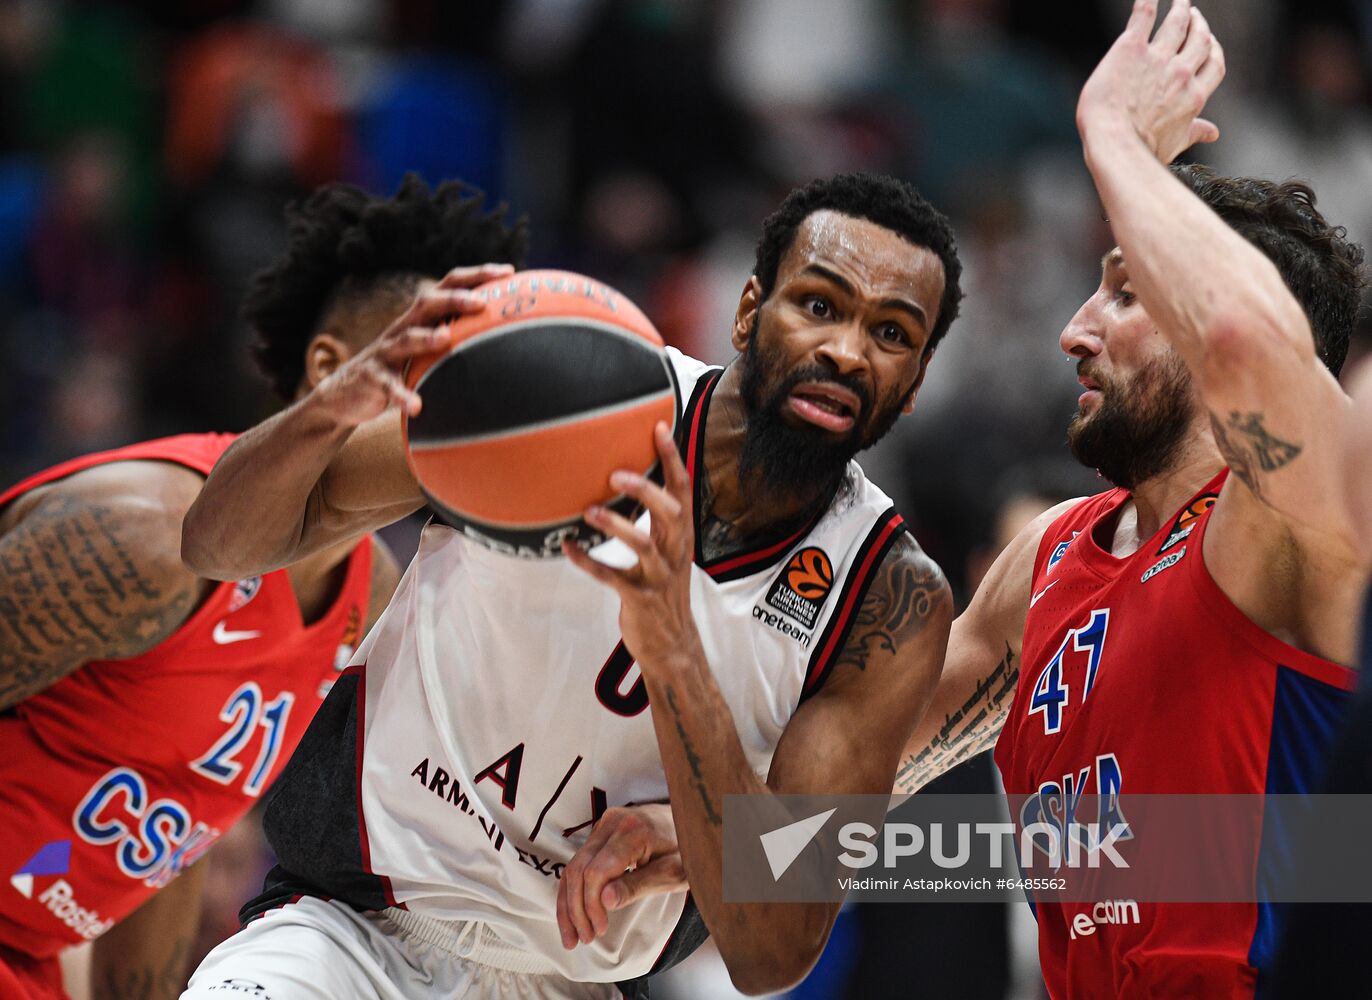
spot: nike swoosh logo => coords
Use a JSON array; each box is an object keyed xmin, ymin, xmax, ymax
[
  {"xmin": 1030, "ymin": 581, "xmax": 1058, "ymax": 608},
  {"xmin": 212, "ymin": 621, "xmax": 262, "ymax": 645}
]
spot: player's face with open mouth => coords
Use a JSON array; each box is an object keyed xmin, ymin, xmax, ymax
[{"xmin": 745, "ymin": 210, "xmax": 943, "ymax": 443}]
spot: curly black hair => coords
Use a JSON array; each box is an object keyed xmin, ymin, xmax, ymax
[
  {"xmin": 752, "ymin": 172, "xmax": 964, "ymax": 353},
  {"xmin": 245, "ymin": 174, "xmax": 528, "ymax": 399},
  {"xmin": 1174, "ymin": 164, "xmax": 1365, "ymax": 377}
]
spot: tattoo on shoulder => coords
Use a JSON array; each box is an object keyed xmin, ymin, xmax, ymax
[
  {"xmin": 0, "ymin": 496, "xmax": 199, "ymax": 706},
  {"xmin": 1210, "ymin": 410, "xmax": 1303, "ymax": 498},
  {"xmin": 834, "ymin": 538, "xmax": 950, "ymax": 673},
  {"xmin": 893, "ymin": 642, "xmax": 1018, "ymax": 795}
]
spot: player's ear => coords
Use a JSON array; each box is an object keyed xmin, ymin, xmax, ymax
[
  {"xmin": 302, "ymin": 332, "xmax": 354, "ymax": 392},
  {"xmin": 731, "ymin": 277, "xmax": 763, "ymax": 353}
]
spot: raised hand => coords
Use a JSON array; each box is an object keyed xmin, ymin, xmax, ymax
[
  {"xmin": 311, "ymin": 262, "xmax": 515, "ymax": 426},
  {"xmin": 1077, "ymin": 0, "xmax": 1226, "ymax": 165},
  {"xmin": 563, "ymin": 422, "xmax": 703, "ymax": 672},
  {"xmin": 555, "ymin": 803, "xmax": 687, "ymax": 949}
]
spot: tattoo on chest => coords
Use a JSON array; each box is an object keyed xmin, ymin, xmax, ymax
[
  {"xmin": 1210, "ymin": 410, "xmax": 1303, "ymax": 499},
  {"xmin": 893, "ymin": 643, "xmax": 1019, "ymax": 795},
  {"xmin": 696, "ymin": 478, "xmax": 814, "ymax": 564}
]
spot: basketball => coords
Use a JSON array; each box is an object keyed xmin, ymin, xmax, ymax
[{"xmin": 403, "ymin": 269, "xmax": 678, "ymax": 558}]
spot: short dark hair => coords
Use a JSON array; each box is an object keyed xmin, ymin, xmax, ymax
[
  {"xmin": 245, "ymin": 174, "xmax": 528, "ymax": 399},
  {"xmin": 752, "ymin": 172, "xmax": 963, "ymax": 353},
  {"xmin": 1174, "ymin": 164, "xmax": 1365, "ymax": 377}
]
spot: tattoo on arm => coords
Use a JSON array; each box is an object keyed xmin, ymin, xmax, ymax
[
  {"xmin": 835, "ymin": 540, "xmax": 949, "ymax": 673},
  {"xmin": 95, "ymin": 937, "xmax": 191, "ymax": 1000},
  {"xmin": 893, "ymin": 643, "xmax": 1018, "ymax": 795},
  {"xmin": 1210, "ymin": 410, "xmax": 1303, "ymax": 499},
  {"xmin": 664, "ymin": 686, "xmax": 723, "ymax": 827},
  {"xmin": 0, "ymin": 497, "xmax": 199, "ymax": 707}
]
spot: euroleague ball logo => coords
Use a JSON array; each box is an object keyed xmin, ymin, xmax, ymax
[{"xmin": 767, "ymin": 548, "xmax": 834, "ymax": 629}]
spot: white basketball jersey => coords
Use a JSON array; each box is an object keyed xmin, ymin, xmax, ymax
[{"xmin": 350, "ymin": 348, "xmax": 907, "ymax": 982}]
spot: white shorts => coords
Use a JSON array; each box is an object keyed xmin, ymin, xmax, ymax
[{"xmin": 181, "ymin": 896, "xmax": 618, "ymax": 1000}]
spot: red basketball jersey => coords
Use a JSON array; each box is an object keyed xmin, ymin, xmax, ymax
[
  {"xmin": 995, "ymin": 471, "xmax": 1355, "ymax": 998},
  {"xmin": 0, "ymin": 435, "xmax": 373, "ymax": 959}
]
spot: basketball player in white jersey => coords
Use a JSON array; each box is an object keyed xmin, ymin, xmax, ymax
[{"xmin": 177, "ymin": 173, "xmax": 964, "ymax": 998}]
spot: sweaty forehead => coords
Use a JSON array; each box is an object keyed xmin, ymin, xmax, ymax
[{"xmin": 778, "ymin": 210, "xmax": 945, "ymax": 316}]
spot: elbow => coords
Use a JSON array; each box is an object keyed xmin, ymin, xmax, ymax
[
  {"xmin": 1200, "ymin": 303, "xmax": 1314, "ymax": 379},
  {"xmin": 717, "ymin": 919, "xmax": 826, "ymax": 996},
  {"xmin": 180, "ymin": 501, "xmax": 243, "ymax": 581},
  {"xmin": 179, "ymin": 504, "xmax": 210, "ymax": 576}
]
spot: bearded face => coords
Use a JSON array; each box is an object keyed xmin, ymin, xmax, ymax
[
  {"xmin": 737, "ymin": 327, "xmax": 912, "ymax": 501},
  {"xmin": 1067, "ymin": 349, "xmax": 1198, "ymax": 490}
]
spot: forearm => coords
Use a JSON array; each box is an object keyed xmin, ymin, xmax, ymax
[
  {"xmin": 1081, "ymin": 120, "xmax": 1309, "ymax": 369},
  {"xmin": 893, "ymin": 640, "xmax": 1017, "ymax": 795},
  {"xmin": 642, "ymin": 646, "xmax": 831, "ymax": 994},
  {"xmin": 182, "ymin": 396, "xmax": 360, "ymax": 579}
]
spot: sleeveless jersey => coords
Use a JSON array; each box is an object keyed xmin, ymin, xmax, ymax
[
  {"xmin": 248, "ymin": 348, "xmax": 910, "ymax": 986},
  {"xmin": 0, "ymin": 435, "xmax": 373, "ymax": 959},
  {"xmin": 994, "ymin": 471, "xmax": 1355, "ymax": 999}
]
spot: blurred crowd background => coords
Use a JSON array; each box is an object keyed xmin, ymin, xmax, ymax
[{"xmin": 7, "ymin": 0, "xmax": 1371, "ymax": 997}]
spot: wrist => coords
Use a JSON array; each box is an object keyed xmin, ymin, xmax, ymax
[
  {"xmin": 1079, "ymin": 111, "xmax": 1151, "ymax": 171},
  {"xmin": 296, "ymin": 383, "xmax": 368, "ymax": 437}
]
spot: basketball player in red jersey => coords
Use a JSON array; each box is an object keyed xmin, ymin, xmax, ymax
[
  {"xmin": 0, "ymin": 176, "xmax": 526, "ymax": 1000},
  {"xmin": 601, "ymin": 2, "xmax": 1369, "ymax": 995},
  {"xmin": 889, "ymin": 2, "xmax": 1368, "ymax": 995}
]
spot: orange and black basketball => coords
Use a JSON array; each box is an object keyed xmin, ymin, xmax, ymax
[{"xmin": 403, "ymin": 269, "xmax": 678, "ymax": 558}]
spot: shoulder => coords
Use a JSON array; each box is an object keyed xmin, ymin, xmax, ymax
[
  {"xmin": 3, "ymin": 459, "xmax": 206, "ymax": 555},
  {"xmin": 830, "ymin": 533, "xmax": 952, "ymax": 679},
  {"xmin": 0, "ymin": 460, "xmax": 211, "ymax": 673},
  {"xmin": 870, "ymin": 532, "xmax": 952, "ymax": 621},
  {"xmin": 664, "ymin": 346, "xmax": 716, "ymax": 388},
  {"xmin": 964, "ymin": 496, "xmax": 1089, "ymax": 642}
]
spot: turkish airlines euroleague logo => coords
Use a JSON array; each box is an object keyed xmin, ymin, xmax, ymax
[{"xmin": 766, "ymin": 548, "xmax": 834, "ymax": 629}]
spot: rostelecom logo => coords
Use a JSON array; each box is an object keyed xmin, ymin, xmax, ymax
[{"xmin": 766, "ymin": 548, "xmax": 834, "ymax": 629}]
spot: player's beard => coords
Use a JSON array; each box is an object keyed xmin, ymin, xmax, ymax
[
  {"xmin": 737, "ymin": 326, "xmax": 907, "ymax": 504},
  {"xmin": 1067, "ymin": 351, "xmax": 1197, "ymax": 491}
]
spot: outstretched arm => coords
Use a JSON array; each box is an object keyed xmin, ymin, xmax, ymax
[
  {"xmin": 894, "ymin": 498, "xmax": 1074, "ymax": 794},
  {"xmin": 182, "ymin": 265, "xmax": 511, "ymax": 580},
  {"xmin": 1077, "ymin": 0, "xmax": 1355, "ymax": 545},
  {"xmin": 0, "ymin": 462, "xmax": 210, "ymax": 710},
  {"xmin": 564, "ymin": 426, "xmax": 951, "ymax": 994}
]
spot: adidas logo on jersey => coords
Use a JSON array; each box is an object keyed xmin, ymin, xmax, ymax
[{"xmin": 766, "ymin": 548, "xmax": 834, "ymax": 629}]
